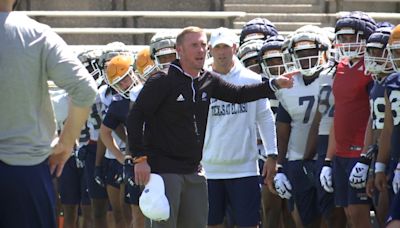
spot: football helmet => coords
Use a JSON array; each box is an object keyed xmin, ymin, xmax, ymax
[
  {"xmin": 239, "ymin": 18, "xmax": 278, "ymax": 46},
  {"xmin": 388, "ymin": 24, "xmax": 400, "ymax": 72},
  {"xmin": 237, "ymin": 39, "xmax": 264, "ymax": 73},
  {"xmin": 289, "ymin": 26, "xmax": 330, "ymax": 77},
  {"xmin": 364, "ymin": 27, "xmax": 393, "ymax": 77},
  {"xmin": 134, "ymin": 47, "xmax": 158, "ymax": 81},
  {"xmin": 258, "ymin": 35, "xmax": 285, "ymax": 78},
  {"xmin": 99, "ymin": 42, "xmax": 131, "ymax": 70},
  {"xmin": 282, "ymin": 33, "xmax": 297, "ymax": 73},
  {"xmin": 105, "ymin": 55, "xmax": 140, "ymax": 99},
  {"xmin": 335, "ymin": 11, "xmax": 377, "ymax": 60},
  {"xmin": 78, "ymin": 49, "xmax": 103, "ymax": 86},
  {"xmin": 149, "ymin": 31, "xmax": 178, "ymax": 70}
]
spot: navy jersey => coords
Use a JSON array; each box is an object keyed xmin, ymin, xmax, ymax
[
  {"xmin": 369, "ymin": 80, "xmax": 386, "ymax": 130},
  {"xmin": 385, "ymin": 72, "xmax": 400, "ymax": 160},
  {"xmin": 103, "ymin": 96, "xmax": 130, "ymax": 130}
]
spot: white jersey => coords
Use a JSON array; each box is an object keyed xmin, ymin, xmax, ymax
[
  {"xmin": 275, "ymin": 74, "xmax": 320, "ymax": 161},
  {"xmin": 49, "ymin": 89, "xmax": 69, "ymax": 132},
  {"xmin": 98, "ymin": 85, "xmax": 126, "ymax": 159},
  {"xmin": 317, "ymin": 67, "xmax": 336, "ymax": 135}
]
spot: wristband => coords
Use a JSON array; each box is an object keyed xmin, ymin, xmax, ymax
[
  {"xmin": 374, "ymin": 162, "xmax": 386, "ymax": 173},
  {"xmin": 133, "ymin": 156, "xmax": 147, "ymax": 164},
  {"xmin": 323, "ymin": 159, "xmax": 332, "ymax": 167},
  {"xmin": 276, "ymin": 163, "xmax": 283, "ymax": 172}
]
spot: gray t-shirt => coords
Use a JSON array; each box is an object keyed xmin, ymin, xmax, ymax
[{"xmin": 0, "ymin": 12, "xmax": 97, "ymax": 165}]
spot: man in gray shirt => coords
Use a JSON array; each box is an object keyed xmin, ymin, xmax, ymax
[{"xmin": 0, "ymin": 0, "xmax": 97, "ymax": 227}]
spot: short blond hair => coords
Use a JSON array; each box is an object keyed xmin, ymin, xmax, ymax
[{"xmin": 176, "ymin": 26, "xmax": 205, "ymax": 46}]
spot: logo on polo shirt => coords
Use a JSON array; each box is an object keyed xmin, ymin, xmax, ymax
[{"xmin": 176, "ymin": 94, "xmax": 185, "ymax": 102}]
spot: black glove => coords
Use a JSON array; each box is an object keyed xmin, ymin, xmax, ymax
[
  {"xmin": 94, "ymin": 166, "xmax": 105, "ymax": 187},
  {"xmin": 75, "ymin": 147, "xmax": 87, "ymax": 168},
  {"xmin": 123, "ymin": 156, "xmax": 135, "ymax": 187},
  {"xmin": 360, "ymin": 144, "xmax": 378, "ymax": 165}
]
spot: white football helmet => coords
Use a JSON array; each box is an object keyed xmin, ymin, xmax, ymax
[
  {"xmin": 237, "ymin": 39, "xmax": 264, "ymax": 73},
  {"xmin": 149, "ymin": 31, "xmax": 178, "ymax": 70},
  {"xmin": 289, "ymin": 26, "xmax": 330, "ymax": 77}
]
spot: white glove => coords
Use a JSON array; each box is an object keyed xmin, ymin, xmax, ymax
[
  {"xmin": 393, "ymin": 168, "xmax": 400, "ymax": 194},
  {"xmin": 274, "ymin": 173, "xmax": 292, "ymax": 199},
  {"xmin": 320, "ymin": 166, "xmax": 334, "ymax": 193},
  {"xmin": 349, "ymin": 162, "xmax": 369, "ymax": 189}
]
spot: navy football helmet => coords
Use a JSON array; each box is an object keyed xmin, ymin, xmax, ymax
[
  {"xmin": 239, "ymin": 18, "xmax": 278, "ymax": 46},
  {"xmin": 335, "ymin": 11, "xmax": 377, "ymax": 60},
  {"xmin": 258, "ymin": 35, "xmax": 285, "ymax": 78},
  {"xmin": 364, "ymin": 27, "xmax": 393, "ymax": 77}
]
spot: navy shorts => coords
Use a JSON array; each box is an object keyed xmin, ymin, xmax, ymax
[
  {"xmin": 207, "ymin": 176, "xmax": 261, "ymax": 226},
  {"xmin": 286, "ymin": 160, "xmax": 320, "ymax": 226},
  {"xmin": 105, "ymin": 158, "xmax": 122, "ymax": 188},
  {"xmin": 316, "ymin": 135, "xmax": 335, "ymax": 218},
  {"xmin": 58, "ymin": 156, "xmax": 90, "ymax": 205},
  {"xmin": 387, "ymin": 192, "xmax": 400, "ymax": 225},
  {"xmin": 84, "ymin": 144, "xmax": 108, "ymax": 199},
  {"xmin": 0, "ymin": 159, "xmax": 56, "ymax": 228},
  {"xmin": 124, "ymin": 183, "xmax": 142, "ymax": 205},
  {"xmin": 333, "ymin": 156, "xmax": 372, "ymax": 207}
]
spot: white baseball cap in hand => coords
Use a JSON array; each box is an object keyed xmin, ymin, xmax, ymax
[{"xmin": 139, "ymin": 173, "xmax": 170, "ymax": 221}]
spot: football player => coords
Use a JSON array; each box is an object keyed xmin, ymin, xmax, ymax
[
  {"xmin": 273, "ymin": 25, "xmax": 331, "ymax": 228},
  {"xmin": 320, "ymin": 11, "xmax": 377, "ymax": 228},
  {"xmin": 375, "ymin": 24, "xmax": 400, "ymax": 227}
]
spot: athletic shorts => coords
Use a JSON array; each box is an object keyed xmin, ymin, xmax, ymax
[
  {"xmin": 386, "ymin": 192, "xmax": 400, "ymax": 225},
  {"xmin": 207, "ymin": 176, "xmax": 261, "ymax": 226},
  {"xmin": 333, "ymin": 156, "xmax": 372, "ymax": 207},
  {"xmin": 0, "ymin": 159, "xmax": 56, "ymax": 228},
  {"xmin": 105, "ymin": 158, "xmax": 122, "ymax": 188},
  {"xmin": 286, "ymin": 160, "xmax": 320, "ymax": 226},
  {"xmin": 84, "ymin": 144, "xmax": 108, "ymax": 199},
  {"xmin": 58, "ymin": 156, "xmax": 90, "ymax": 205}
]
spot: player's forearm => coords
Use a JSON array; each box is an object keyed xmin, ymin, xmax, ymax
[
  {"xmin": 362, "ymin": 118, "xmax": 373, "ymax": 153},
  {"xmin": 100, "ymin": 125, "xmax": 124, "ymax": 162},
  {"xmin": 95, "ymin": 136, "xmax": 106, "ymax": 166},
  {"xmin": 276, "ymin": 122, "xmax": 290, "ymax": 165},
  {"xmin": 325, "ymin": 124, "xmax": 336, "ymax": 160},
  {"xmin": 59, "ymin": 104, "xmax": 91, "ymax": 149}
]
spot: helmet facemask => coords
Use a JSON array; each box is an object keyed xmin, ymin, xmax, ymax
[
  {"xmin": 106, "ymin": 55, "xmax": 142, "ymax": 99},
  {"xmin": 261, "ymin": 49, "xmax": 285, "ymax": 78},
  {"xmin": 364, "ymin": 47, "xmax": 392, "ymax": 77},
  {"xmin": 108, "ymin": 66, "xmax": 140, "ymax": 99},
  {"xmin": 388, "ymin": 42, "xmax": 400, "ymax": 73},
  {"xmin": 241, "ymin": 52, "xmax": 261, "ymax": 73},
  {"xmin": 292, "ymin": 41, "xmax": 326, "ymax": 77},
  {"xmin": 154, "ymin": 48, "xmax": 178, "ymax": 70},
  {"xmin": 335, "ymin": 28, "xmax": 366, "ymax": 60}
]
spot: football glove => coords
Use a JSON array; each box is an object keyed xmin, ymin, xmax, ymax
[{"xmin": 320, "ymin": 160, "xmax": 334, "ymax": 193}]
